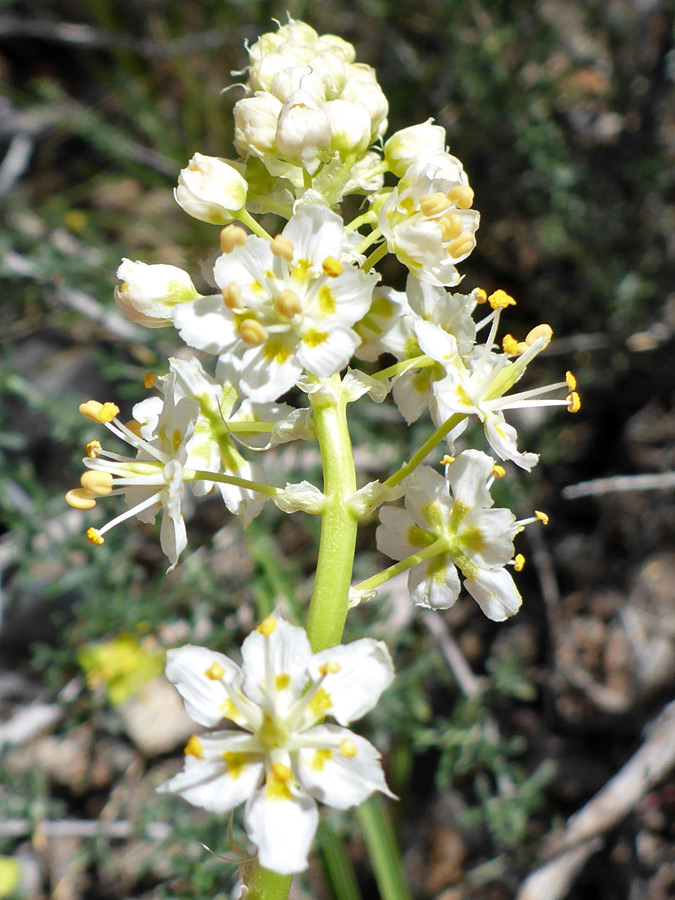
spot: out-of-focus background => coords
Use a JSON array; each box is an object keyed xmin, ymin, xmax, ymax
[{"xmin": 1, "ymin": 1, "xmax": 674, "ymax": 898}]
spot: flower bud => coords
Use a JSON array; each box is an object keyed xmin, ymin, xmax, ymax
[
  {"xmin": 275, "ymin": 90, "xmax": 331, "ymax": 174},
  {"xmin": 384, "ymin": 119, "xmax": 447, "ymax": 177},
  {"xmin": 174, "ymin": 153, "xmax": 247, "ymax": 225},
  {"xmin": 325, "ymin": 99, "xmax": 371, "ymax": 157},
  {"xmin": 234, "ymin": 93, "xmax": 282, "ymax": 158},
  {"xmin": 115, "ymin": 259, "xmax": 199, "ymax": 327}
]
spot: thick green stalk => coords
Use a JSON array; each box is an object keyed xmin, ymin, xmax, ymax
[
  {"xmin": 246, "ymin": 863, "xmax": 292, "ymax": 900},
  {"xmin": 305, "ymin": 376, "xmax": 359, "ymax": 652}
]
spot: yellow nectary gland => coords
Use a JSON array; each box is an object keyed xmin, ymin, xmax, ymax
[
  {"xmin": 276, "ymin": 289, "xmax": 302, "ymax": 318},
  {"xmin": 420, "ymin": 191, "xmax": 452, "ymax": 218},
  {"xmin": 220, "ymin": 224, "xmax": 247, "ymax": 253},
  {"xmin": 259, "ymin": 714, "xmax": 289, "ymax": 749},
  {"xmin": 239, "ymin": 318, "xmax": 268, "ymax": 345},
  {"xmin": 448, "ymin": 184, "xmax": 474, "ymax": 209},
  {"xmin": 222, "ymin": 282, "xmax": 242, "ymax": 309},
  {"xmin": 270, "ymin": 235, "xmax": 294, "ymax": 261}
]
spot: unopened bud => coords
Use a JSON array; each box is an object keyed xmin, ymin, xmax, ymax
[{"xmin": 175, "ymin": 153, "xmax": 247, "ymax": 225}]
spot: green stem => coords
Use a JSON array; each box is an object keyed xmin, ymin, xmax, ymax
[
  {"xmin": 246, "ymin": 863, "xmax": 292, "ymax": 900},
  {"xmin": 353, "ymin": 538, "xmax": 448, "ymax": 595},
  {"xmin": 361, "ymin": 238, "xmax": 387, "ymax": 271},
  {"xmin": 383, "ymin": 413, "xmax": 466, "ymax": 489},
  {"xmin": 357, "ymin": 798, "xmax": 413, "ymax": 900},
  {"xmin": 346, "ymin": 210, "xmax": 377, "ymax": 231},
  {"xmin": 237, "ymin": 208, "xmax": 272, "ymax": 240},
  {"xmin": 371, "ymin": 355, "xmax": 434, "ymax": 381},
  {"xmin": 189, "ymin": 469, "xmax": 282, "ymax": 496},
  {"xmin": 305, "ymin": 375, "xmax": 358, "ymax": 652}
]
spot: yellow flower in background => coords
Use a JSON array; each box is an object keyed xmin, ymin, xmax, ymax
[
  {"xmin": 77, "ymin": 633, "xmax": 165, "ymax": 706},
  {"xmin": 0, "ymin": 857, "xmax": 20, "ymax": 899}
]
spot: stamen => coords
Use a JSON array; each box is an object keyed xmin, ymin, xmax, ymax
[
  {"xmin": 474, "ymin": 288, "xmax": 488, "ymax": 304},
  {"xmin": 502, "ymin": 334, "xmax": 520, "ymax": 355},
  {"xmin": 439, "ymin": 214, "xmax": 463, "ymax": 241},
  {"xmin": 143, "ymin": 372, "xmax": 157, "ymax": 389},
  {"xmin": 220, "ymin": 224, "xmax": 247, "ymax": 253},
  {"xmin": 239, "ymin": 319, "xmax": 268, "ymax": 346},
  {"xmin": 322, "ymin": 256, "xmax": 343, "ymax": 277},
  {"xmin": 184, "ymin": 735, "xmax": 203, "ymax": 758},
  {"xmin": 319, "ymin": 661, "xmax": 341, "ymax": 676},
  {"xmin": 567, "ymin": 392, "xmax": 581, "ymax": 413},
  {"xmin": 86, "ymin": 440, "xmax": 102, "ymax": 458},
  {"xmin": 535, "ymin": 510, "xmax": 549, "ymax": 525},
  {"xmin": 222, "ymin": 283, "xmax": 243, "ymax": 309},
  {"xmin": 339, "ymin": 738, "xmax": 357, "ymax": 758},
  {"xmin": 447, "ymin": 184, "xmax": 474, "ymax": 209},
  {"xmin": 256, "ymin": 616, "xmax": 277, "ymax": 637},
  {"xmin": 420, "ymin": 191, "xmax": 452, "ymax": 218},
  {"xmin": 65, "ymin": 488, "xmax": 97, "ymax": 510},
  {"xmin": 488, "ymin": 290, "xmax": 516, "ymax": 310},
  {"xmin": 205, "ymin": 662, "xmax": 226, "ymax": 680},
  {"xmin": 81, "ymin": 470, "xmax": 114, "ymax": 496},
  {"xmin": 447, "ymin": 235, "xmax": 474, "ymax": 258},
  {"xmin": 514, "ymin": 554, "xmax": 525, "ymax": 572},
  {"xmin": 270, "ymin": 234, "xmax": 294, "ymax": 261},
  {"xmin": 492, "ymin": 464, "xmax": 506, "ymax": 478},
  {"xmin": 440, "ymin": 455, "xmax": 455, "ymax": 466},
  {"xmin": 275, "ymin": 289, "xmax": 302, "ymax": 318},
  {"xmin": 566, "ymin": 371, "xmax": 577, "ymax": 391},
  {"xmin": 124, "ymin": 419, "xmax": 142, "ymax": 438},
  {"xmin": 86, "ymin": 527, "xmax": 105, "ymax": 545},
  {"xmin": 526, "ymin": 324, "xmax": 553, "ymax": 347},
  {"xmin": 79, "ymin": 400, "xmax": 120, "ymax": 423}
]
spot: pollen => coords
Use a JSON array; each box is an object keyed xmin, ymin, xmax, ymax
[
  {"xmin": 492, "ymin": 464, "xmax": 506, "ymax": 478},
  {"xmin": 339, "ymin": 738, "xmax": 357, "ymax": 758},
  {"xmin": 309, "ymin": 687, "xmax": 332, "ymax": 717},
  {"xmin": 567, "ymin": 391, "xmax": 581, "ymax": 413},
  {"xmin": 79, "ymin": 400, "xmax": 120, "ymax": 423},
  {"xmin": 420, "ymin": 191, "xmax": 452, "ymax": 218},
  {"xmin": 222, "ymin": 282, "xmax": 243, "ymax": 309},
  {"xmin": 526, "ymin": 324, "xmax": 553, "ymax": 347},
  {"xmin": 488, "ymin": 289, "xmax": 516, "ymax": 310},
  {"xmin": 65, "ymin": 488, "xmax": 97, "ymax": 510},
  {"xmin": 86, "ymin": 527, "xmax": 104, "ymax": 546},
  {"xmin": 448, "ymin": 184, "xmax": 474, "ymax": 209},
  {"xmin": 535, "ymin": 510, "xmax": 549, "ymax": 525},
  {"xmin": 439, "ymin": 214, "xmax": 463, "ymax": 241},
  {"xmin": 275, "ymin": 289, "xmax": 302, "ymax": 318},
  {"xmin": 239, "ymin": 318, "xmax": 268, "ymax": 346},
  {"xmin": 311, "ymin": 748, "xmax": 332, "ymax": 770},
  {"xmin": 205, "ymin": 661, "xmax": 226, "ymax": 680},
  {"xmin": 319, "ymin": 661, "xmax": 341, "ymax": 676},
  {"xmin": 80, "ymin": 470, "xmax": 113, "ymax": 496},
  {"xmin": 502, "ymin": 334, "xmax": 520, "ymax": 355},
  {"xmin": 322, "ymin": 256, "xmax": 343, "ymax": 277},
  {"xmin": 514, "ymin": 553, "xmax": 526, "ymax": 572},
  {"xmin": 86, "ymin": 440, "xmax": 102, "ymax": 458},
  {"xmin": 440, "ymin": 455, "xmax": 455, "ymax": 466},
  {"xmin": 566, "ymin": 371, "xmax": 577, "ymax": 391},
  {"xmin": 219, "ymin": 224, "xmax": 247, "ymax": 253},
  {"xmin": 223, "ymin": 751, "xmax": 248, "ymax": 779},
  {"xmin": 143, "ymin": 372, "xmax": 157, "ymax": 389},
  {"xmin": 256, "ymin": 616, "xmax": 277, "ymax": 637},
  {"xmin": 184, "ymin": 735, "xmax": 203, "ymax": 758},
  {"xmin": 270, "ymin": 234, "xmax": 294, "ymax": 261},
  {"xmin": 271, "ymin": 762, "xmax": 292, "ymax": 783},
  {"xmin": 446, "ymin": 235, "xmax": 474, "ymax": 259}
]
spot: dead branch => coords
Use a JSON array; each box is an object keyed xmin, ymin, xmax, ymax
[{"xmin": 563, "ymin": 471, "xmax": 675, "ymax": 499}]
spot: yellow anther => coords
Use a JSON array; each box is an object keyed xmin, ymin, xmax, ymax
[
  {"xmin": 65, "ymin": 488, "xmax": 97, "ymax": 510},
  {"xmin": 270, "ymin": 235, "xmax": 294, "ymax": 261},
  {"xmin": 419, "ymin": 191, "xmax": 452, "ymax": 218},
  {"xmin": 446, "ymin": 235, "xmax": 474, "ymax": 258},
  {"xmin": 222, "ymin": 282, "xmax": 243, "ymax": 309},
  {"xmin": 239, "ymin": 319, "xmax": 268, "ymax": 346},
  {"xmin": 205, "ymin": 662, "xmax": 226, "ymax": 680},
  {"xmin": 440, "ymin": 455, "xmax": 456, "ymax": 466},
  {"xmin": 514, "ymin": 553, "xmax": 526, "ymax": 572},
  {"xmin": 447, "ymin": 184, "xmax": 475, "ymax": 209},
  {"xmin": 474, "ymin": 287, "xmax": 488, "ymax": 304},
  {"xmin": 275, "ymin": 289, "xmax": 302, "ymax": 319},
  {"xmin": 526, "ymin": 324, "xmax": 553, "ymax": 347},
  {"xmin": 492, "ymin": 464, "xmax": 506, "ymax": 479},
  {"xmin": 184, "ymin": 735, "xmax": 203, "ymax": 758},
  {"xmin": 271, "ymin": 762, "xmax": 292, "ymax": 782},
  {"xmin": 322, "ymin": 256, "xmax": 343, "ymax": 277},
  {"xmin": 80, "ymin": 470, "xmax": 113, "ymax": 496},
  {"xmin": 256, "ymin": 615, "xmax": 277, "ymax": 637},
  {"xmin": 79, "ymin": 400, "xmax": 120, "ymax": 423},
  {"xmin": 439, "ymin": 213, "xmax": 463, "ymax": 241},
  {"xmin": 219, "ymin": 224, "xmax": 247, "ymax": 253},
  {"xmin": 86, "ymin": 440, "xmax": 102, "ymax": 458},
  {"xmin": 86, "ymin": 527, "xmax": 104, "ymax": 546},
  {"xmin": 488, "ymin": 289, "xmax": 516, "ymax": 310},
  {"xmin": 143, "ymin": 372, "xmax": 157, "ymax": 389},
  {"xmin": 319, "ymin": 661, "xmax": 341, "ymax": 676},
  {"xmin": 535, "ymin": 510, "xmax": 549, "ymax": 525},
  {"xmin": 566, "ymin": 371, "xmax": 577, "ymax": 391},
  {"xmin": 567, "ymin": 391, "xmax": 581, "ymax": 413},
  {"xmin": 502, "ymin": 334, "xmax": 520, "ymax": 355},
  {"xmin": 339, "ymin": 738, "xmax": 357, "ymax": 758},
  {"xmin": 124, "ymin": 419, "xmax": 142, "ymax": 438}
]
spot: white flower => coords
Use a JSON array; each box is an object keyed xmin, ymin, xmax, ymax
[
  {"xmin": 234, "ymin": 93, "xmax": 283, "ymax": 160},
  {"xmin": 173, "ymin": 205, "xmax": 378, "ymax": 402},
  {"xmin": 114, "ymin": 259, "xmax": 200, "ymax": 328},
  {"xmin": 158, "ymin": 615, "xmax": 395, "ymax": 874},
  {"xmin": 378, "ymin": 152, "xmax": 479, "ymax": 286},
  {"xmin": 375, "ymin": 453, "xmax": 522, "ymax": 621},
  {"xmin": 175, "ymin": 153, "xmax": 248, "ymax": 225},
  {"xmin": 384, "ymin": 119, "xmax": 447, "ymax": 177},
  {"xmin": 275, "ymin": 90, "xmax": 332, "ymax": 174}
]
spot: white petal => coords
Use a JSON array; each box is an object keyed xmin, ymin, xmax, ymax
[
  {"xmin": 165, "ymin": 645, "xmax": 243, "ymax": 728},
  {"xmin": 240, "ymin": 342, "xmax": 303, "ymax": 402},
  {"xmin": 408, "ymin": 556, "xmax": 460, "ymax": 609},
  {"xmin": 309, "ymin": 640, "xmax": 394, "ymax": 725},
  {"xmin": 376, "ymin": 506, "xmax": 417, "ymax": 561},
  {"xmin": 392, "ymin": 369, "xmax": 433, "ymax": 425},
  {"xmin": 459, "ymin": 507, "xmax": 517, "ymax": 567},
  {"xmin": 295, "ymin": 724, "xmax": 395, "ymax": 808},
  {"xmin": 241, "ymin": 617, "xmax": 313, "ymax": 710},
  {"xmin": 484, "ymin": 414, "xmax": 539, "ymax": 471},
  {"xmin": 245, "ymin": 786, "xmax": 318, "ymax": 874},
  {"xmin": 463, "ymin": 567, "xmax": 522, "ymax": 621},
  {"xmin": 405, "ymin": 466, "xmax": 451, "ymax": 531},
  {"xmin": 173, "ymin": 296, "xmax": 237, "ymax": 355},
  {"xmin": 296, "ymin": 324, "xmax": 360, "ymax": 377},
  {"xmin": 445, "ymin": 450, "xmax": 494, "ymax": 510},
  {"xmin": 283, "ymin": 205, "xmax": 343, "ymax": 266}
]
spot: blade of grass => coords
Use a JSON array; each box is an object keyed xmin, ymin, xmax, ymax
[
  {"xmin": 357, "ymin": 798, "xmax": 412, "ymax": 900},
  {"xmin": 317, "ymin": 820, "xmax": 363, "ymax": 900}
]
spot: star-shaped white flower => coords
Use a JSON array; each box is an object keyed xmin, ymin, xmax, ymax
[
  {"xmin": 173, "ymin": 205, "xmax": 378, "ymax": 402},
  {"xmin": 158, "ymin": 615, "xmax": 395, "ymax": 874},
  {"xmin": 376, "ymin": 452, "xmax": 522, "ymax": 621}
]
